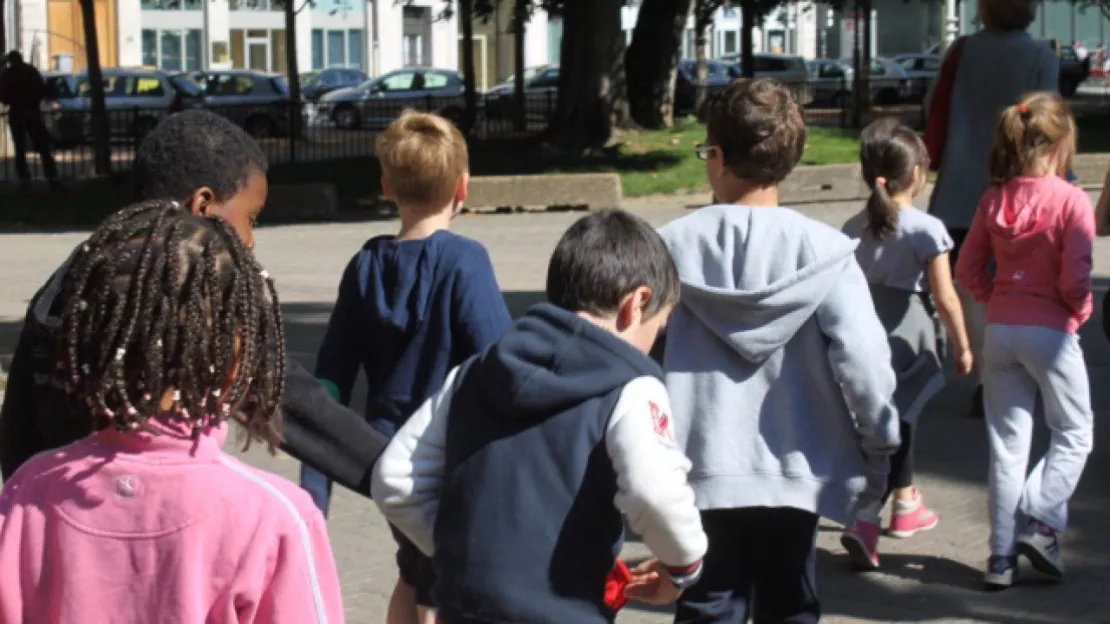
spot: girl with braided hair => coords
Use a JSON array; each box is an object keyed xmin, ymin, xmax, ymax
[{"xmin": 0, "ymin": 201, "xmax": 344, "ymax": 623}]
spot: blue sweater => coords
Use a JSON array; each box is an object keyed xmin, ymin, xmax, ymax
[{"xmin": 315, "ymin": 230, "xmax": 512, "ymax": 437}]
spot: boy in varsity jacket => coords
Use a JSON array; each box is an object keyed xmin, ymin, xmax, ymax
[{"xmin": 372, "ymin": 210, "xmax": 708, "ymax": 624}]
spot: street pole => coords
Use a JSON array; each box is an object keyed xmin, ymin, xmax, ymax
[{"xmin": 945, "ymin": 0, "xmax": 959, "ymax": 46}]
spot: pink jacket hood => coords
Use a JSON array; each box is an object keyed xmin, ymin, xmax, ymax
[
  {"xmin": 980, "ymin": 177, "xmax": 1059, "ymax": 240},
  {"xmin": 0, "ymin": 417, "xmax": 345, "ymax": 623}
]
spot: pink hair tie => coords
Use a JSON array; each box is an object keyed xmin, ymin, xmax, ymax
[{"xmin": 1017, "ymin": 103, "xmax": 1029, "ymax": 114}]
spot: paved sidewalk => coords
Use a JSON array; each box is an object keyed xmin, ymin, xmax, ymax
[{"xmin": 1, "ymin": 196, "xmax": 1108, "ymax": 623}]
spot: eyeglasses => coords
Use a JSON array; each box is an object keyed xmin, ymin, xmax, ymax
[{"xmin": 694, "ymin": 144, "xmax": 717, "ymax": 161}]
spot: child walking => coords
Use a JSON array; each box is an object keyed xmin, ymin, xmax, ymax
[
  {"xmin": 956, "ymin": 92, "xmax": 1094, "ymax": 590},
  {"xmin": 300, "ymin": 110, "xmax": 512, "ymax": 624},
  {"xmin": 840, "ymin": 118, "xmax": 974, "ymax": 568},
  {"xmin": 0, "ymin": 202, "xmax": 344, "ymax": 622},
  {"xmin": 372, "ymin": 209, "xmax": 708, "ymax": 624},
  {"xmin": 658, "ymin": 78, "xmax": 901, "ymax": 624}
]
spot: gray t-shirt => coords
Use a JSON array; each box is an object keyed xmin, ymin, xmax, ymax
[{"xmin": 843, "ymin": 207, "xmax": 954, "ymax": 293}]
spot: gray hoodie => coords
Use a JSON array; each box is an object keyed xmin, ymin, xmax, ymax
[{"xmin": 658, "ymin": 204, "xmax": 901, "ymax": 524}]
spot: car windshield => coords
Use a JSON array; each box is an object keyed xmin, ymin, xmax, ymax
[
  {"xmin": 45, "ymin": 76, "xmax": 75, "ymax": 98},
  {"xmin": 273, "ymin": 76, "xmax": 289, "ymax": 95},
  {"xmin": 502, "ymin": 66, "xmax": 544, "ymax": 86},
  {"xmin": 300, "ymin": 72, "xmax": 320, "ymax": 84}
]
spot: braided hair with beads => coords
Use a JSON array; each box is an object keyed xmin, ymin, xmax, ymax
[{"xmin": 58, "ymin": 199, "xmax": 286, "ymax": 449}]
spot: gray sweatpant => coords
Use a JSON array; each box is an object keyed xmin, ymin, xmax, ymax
[{"xmin": 983, "ymin": 324, "xmax": 1094, "ymax": 556}]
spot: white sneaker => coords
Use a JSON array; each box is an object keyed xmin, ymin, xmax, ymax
[
  {"xmin": 984, "ymin": 555, "xmax": 1017, "ymax": 591},
  {"xmin": 1017, "ymin": 520, "xmax": 1064, "ymax": 579}
]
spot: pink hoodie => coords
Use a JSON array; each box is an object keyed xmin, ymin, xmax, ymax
[
  {"xmin": 0, "ymin": 420, "xmax": 345, "ymax": 623},
  {"xmin": 956, "ymin": 175, "xmax": 1094, "ymax": 334}
]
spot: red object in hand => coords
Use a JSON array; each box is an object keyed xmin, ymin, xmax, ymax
[{"xmin": 604, "ymin": 559, "xmax": 633, "ymax": 611}]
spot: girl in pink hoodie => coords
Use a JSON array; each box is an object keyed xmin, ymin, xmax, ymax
[
  {"xmin": 955, "ymin": 91, "xmax": 1094, "ymax": 592},
  {"xmin": 0, "ymin": 201, "xmax": 345, "ymax": 623}
]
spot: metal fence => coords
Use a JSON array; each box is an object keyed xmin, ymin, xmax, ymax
[{"xmin": 0, "ymin": 78, "xmax": 933, "ymax": 184}]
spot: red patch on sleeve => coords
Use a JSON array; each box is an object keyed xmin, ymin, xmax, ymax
[{"xmin": 649, "ymin": 401, "xmax": 673, "ymax": 440}]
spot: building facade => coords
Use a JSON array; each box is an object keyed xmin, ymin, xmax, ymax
[{"xmin": 13, "ymin": 0, "xmax": 456, "ymax": 76}]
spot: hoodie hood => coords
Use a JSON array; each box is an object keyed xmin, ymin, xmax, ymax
[
  {"xmin": 658, "ymin": 205, "xmax": 859, "ymax": 363},
  {"xmin": 475, "ymin": 303, "xmax": 661, "ymax": 418},
  {"xmin": 980, "ymin": 177, "xmax": 1059, "ymax": 241},
  {"xmin": 359, "ymin": 231, "xmax": 455, "ymax": 336}
]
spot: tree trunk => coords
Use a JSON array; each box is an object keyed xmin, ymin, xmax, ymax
[
  {"xmin": 740, "ymin": 0, "xmax": 755, "ymax": 78},
  {"xmin": 512, "ymin": 0, "xmax": 527, "ymax": 132},
  {"xmin": 284, "ymin": 0, "xmax": 302, "ymax": 139},
  {"xmin": 79, "ymin": 0, "xmax": 110, "ymax": 175},
  {"xmin": 625, "ymin": 0, "xmax": 692, "ymax": 129},
  {"xmin": 553, "ymin": 0, "xmax": 629, "ymax": 150},
  {"xmin": 693, "ymin": 18, "xmax": 711, "ymax": 115},
  {"xmin": 459, "ymin": 0, "xmax": 478, "ymax": 134},
  {"xmin": 0, "ymin": 0, "xmax": 7, "ymax": 56}
]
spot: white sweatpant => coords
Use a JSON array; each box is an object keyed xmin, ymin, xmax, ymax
[{"xmin": 983, "ymin": 324, "xmax": 1094, "ymax": 556}]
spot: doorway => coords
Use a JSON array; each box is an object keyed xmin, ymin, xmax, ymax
[{"xmin": 246, "ymin": 29, "xmax": 269, "ymax": 71}]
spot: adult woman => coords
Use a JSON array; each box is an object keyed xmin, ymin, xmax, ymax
[{"xmin": 926, "ymin": 0, "xmax": 1059, "ymax": 416}]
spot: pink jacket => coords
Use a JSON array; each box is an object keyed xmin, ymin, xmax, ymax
[
  {"xmin": 0, "ymin": 420, "xmax": 345, "ymax": 623},
  {"xmin": 956, "ymin": 175, "xmax": 1094, "ymax": 334}
]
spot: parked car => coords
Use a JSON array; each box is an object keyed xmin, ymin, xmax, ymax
[
  {"xmin": 891, "ymin": 53, "xmax": 939, "ymax": 100},
  {"xmin": 300, "ymin": 68, "xmax": 368, "ymax": 101},
  {"xmin": 808, "ymin": 57, "xmax": 913, "ymax": 107},
  {"xmin": 48, "ymin": 68, "xmax": 204, "ymax": 144},
  {"xmin": 674, "ymin": 59, "xmax": 735, "ymax": 114},
  {"xmin": 184, "ymin": 69, "xmax": 291, "ymax": 137},
  {"xmin": 484, "ymin": 65, "xmax": 560, "ymax": 120},
  {"xmin": 836, "ymin": 57, "xmax": 913, "ymax": 104},
  {"xmin": 719, "ymin": 53, "xmax": 814, "ymax": 105},
  {"xmin": 316, "ymin": 68, "xmax": 466, "ymax": 130}
]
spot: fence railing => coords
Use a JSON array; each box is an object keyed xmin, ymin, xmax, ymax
[{"xmin": 0, "ymin": 78, "xmax": 934, "ymax": 183}]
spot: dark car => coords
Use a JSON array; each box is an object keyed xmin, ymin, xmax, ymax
[
  {"xmin": 674, "ymin": 59, "xmax": 735, "ymax": 114},
  {"xmin": 315, "ymin": 68, "xmax": 466, "ymax": 130},
  {"xmin": 1059, "ymin": 44, "xmax": 1088, "ymax": 96},
  {"xmin": 484, "ymin": 65, "xmax": 560, "ymax": 121},
  {"xmin": 185, "ymin": 70, "xmax": 291, "ymax": 138},
  {"xmin": 301, "ymin": 68, "xmax": 368, "ymax": 101}
]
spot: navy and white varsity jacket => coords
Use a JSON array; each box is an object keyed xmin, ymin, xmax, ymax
[{"xmin": 372, "ymin": 303, "xmax": 707, "ymax": 624}]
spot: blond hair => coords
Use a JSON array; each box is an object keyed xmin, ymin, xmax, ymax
[
  {"xmin": 989, "ymin": 91, "xmax": 1076, "ymax": 185},
  {"xmin": 375, "ymin": 110, "xmax": 469, "ymax": 211},
  {"xmin": 978, "ymin": 0, "xmax": 1036, "ymax": 31}
]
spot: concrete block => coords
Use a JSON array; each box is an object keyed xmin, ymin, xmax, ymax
[
  {"xmin": 262, "ymin": 183, "xmax": 339, "ymax": 223},
  {"xmin": 466, "ymin": 173, "xmax": 622, "ymax": 210},
  {"xmin": 780, "ymin": 163, "xmax": 868, "ymax": 203}
]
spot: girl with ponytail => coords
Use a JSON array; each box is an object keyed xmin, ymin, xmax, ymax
[
  {"xmin": 840, "ymin": 118, "xmax": 973, "ymax": 571},
  {"xmin": 956, "ymin": 91, "xmax": 1093, "ymax": 590}
]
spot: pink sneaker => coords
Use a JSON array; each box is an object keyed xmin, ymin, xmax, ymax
[
  {"xmin": 841, "ymin": 519, "xmax": 881, "ymax": 570},
  {"xmin": 887, "ymin": 491, "xmax": 939, "ymax": 539}
]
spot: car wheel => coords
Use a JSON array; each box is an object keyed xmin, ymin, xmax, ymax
[
  {"xmin": 333, "ymin": 105, "xmax": 360, "ymax": 130},
  {"xmin": 245, "ymin": 115, "xmax": 277, "ymax": 139},
  {"xmin": 439, "ymin": 106, "xmax": 465, "ymax": 126},
  {"xmin": 132, "ymin": 116, "xmax": 159, "ymax": 141}
]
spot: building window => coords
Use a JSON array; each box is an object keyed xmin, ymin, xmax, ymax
[
  {"xmin": 310, "ymin": 28, "xmax": 364, "ymax": 69},
  {"xmin": 141, "ymin": 28, "xmax": 203, "ymax": 70},
  {"xmin": 311, "ymin": 30, "xmax": 325, "ymax": 69},
  {"xmin": 403, "ymin": 34, "xmax": 423, "ymax": 66},
  {"xmin": 141, "ymin": 0, "xmax": 200, "ymax": 10},
  {"xmin": 229, "ymin": 0, "xmax": 281, "ymax": 11},
  {"xmin": 723, "ymin": 30, "xmax": 738, "ymax": 56},
  {"xmin": 348, "ymin": 30, "xmax": 363, "ymax": 69}
]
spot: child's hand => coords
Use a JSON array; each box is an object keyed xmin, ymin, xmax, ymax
[
  {"xmin": 955, "ymin": 347, "xmax": 974, "ymax": 376},
  {"xmin": 623, "ymin": 559, "xmax": 683, "ymax": 605}
]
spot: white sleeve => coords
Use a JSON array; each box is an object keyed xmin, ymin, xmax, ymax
[
  {"xmin": 370, "ymin": 366, "xmax": 460, "ymax": 557},
  {"xmin": 606, "ymin": 376, "xmax": 707, "ymax": 568}
]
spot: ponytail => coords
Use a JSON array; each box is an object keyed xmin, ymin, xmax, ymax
[
  {"xmin": 865, "ymin": 177, "xmax": 899, "ymax": 241},
  {"xmin": 989, "ymin": 92, "xmax": 1075, "ymax": 184}
]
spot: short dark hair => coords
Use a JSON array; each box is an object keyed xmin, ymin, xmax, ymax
[
  {"xmin": 546, "ymin": 210, "xmax": 679, "ymax": 318},
  {"xmin": 979, "ymin": 0, "xmax": 1036, "ymax": 31},
  {"xmin": 705, "ymin": 78, "xmax": 806, "ymax": 186},
  {"xmin": 132, "ymin": 110, "xmax": 268, "ymax": 204}
]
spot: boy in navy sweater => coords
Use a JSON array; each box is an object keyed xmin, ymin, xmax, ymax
[
  {"xmin": 372, "ymin": 210, "xmax": 709, "ymax": 624},
  {"xmin": 302, "ymin": 110, "xmax": 512, "ymax": 624}
]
